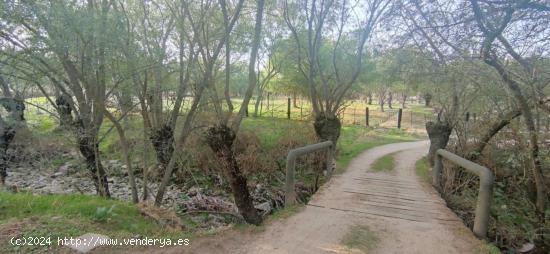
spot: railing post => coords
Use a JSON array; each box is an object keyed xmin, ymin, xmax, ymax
[
  {"xmin": 285, "ymin": 154, "xmax": 297, "ymax": 206},
  {"xmin": 325, "ymin": 144, "xmax": 333, "ymax": 176},
  {"xmin": 285, "ymin": 141, "xmax": 333, "ymax": 207},
  {"xmin": 473, "ymin": 172, "xmax": 493, "ymax": 238},
  {"xmin": 434, "ymin": 149, "xmax": 494, "ymax": 239},
  {"xmin": 432, "ymin": 153, "xmax": 442, "ymax": 190}
]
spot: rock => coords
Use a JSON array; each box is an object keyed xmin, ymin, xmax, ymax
[
  {"xmin": 51, "ymin": 172, "xmax": 64, "ymax": 178},
  {"xmin": 207, "ymin": 214, "xmax": 225, "ymax": 226},
  {"xmin": 34, "ymin": 183, "xmax": 46, "ymax": 189},
  {"xmin": 255, "ymin": 184, "xmax": 264, "ymax": 193},
  {"xmin": 518, "ymin": 243, "xmax": 535, "ymax": 253},
  {"xmin": 64, "ymin": 233, "xmax": 110, "ymax": 253},
  {"xmin": 254, "ymin": 201, "xmax": 272, "ymax": 215},
  {"xmin": 188, "ymin": 186, "xmax": 202, "ymax": 196},
  {"xmin": 191, "ymin": 215, "xmax": 207, "ymax": 224}
]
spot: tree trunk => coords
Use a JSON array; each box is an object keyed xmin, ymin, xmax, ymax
[
  {"xmin": 105, "ymin": 111, "xmax": 138, "ymax": 203},
  {"xmin": 468, "ymin": 109, "xmax": 521, "ymax": 161},
  {"xmin": 115, "ymin": 91, "xmax": 133, "ymax": 128},
  {"xmin": 77, "ymin": 133, "xmax": 110, "ymax": 197},
  {"xmin": 388, "ymin": 92, "xmax": 393, "ymax": 109},
  {"xmin": 401, "ymin": 94, "xmax": 407, "ymax": 109},
  {"xmin": 367, "ymin": 93, "xmax": 373, "ymax": 105},
  {"xmin": 205, "ymin": 124, "xmax": 262, "ymax": 225},
  {"xmin": 424, "ymin": 93, "xmax": 432, "ymax": 107},
  {"xmin": 150, "ymin": 125, "xmax": 175, "ymax": 176},
  {"xmin": 293, "ymin": 92, "xmax": 298, "ymax": 108},
  {"xmin": 55, "ymin": 95, "xmax": 73, "ymax": 128},
  {"xmin": 379, "ymin": 95, "xmax": 385, "ymax": 112},
  {"xmin": 253, "ymin": 91, "xmax": 263, "ymax": 117},
  {"xmin": 0, "ymin": 97, "xmax": 25, "ymax": 185},
  {"xmin": 426, "ymin": 121, "xmax": 452, "ymax": 167},
  {"xmin": 313, "ymin": 114, "xmax": 341, "ymax": 145},
  {"xmin": 0, "ymin": 126, "xmax": 15, "ymax": 185}
]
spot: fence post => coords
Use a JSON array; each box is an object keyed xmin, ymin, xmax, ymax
[
  {"xmin": 267, "ymin": 92, "xmax": 270, "ymax": 110},
  {"xmin": 365, "ymin": 107, "xmax": 369, "ymax": 127},
  {"xmin": 260, "ymin": 97, "xmax": 263, "ymax": 116},
  {"xmin": 287, "ymin": 97, "xmax": 291, "ymax": 119},
  {"xmin": 410, "ymin": 111, "xmax": 413, "ymax": 128},
  {"xmin": 397, "ymin": 108, "xmax": 403, "ymax": 129},
  {"xmin": 342, "ymin": 109, "xmax": 345, "ymax": 123}
]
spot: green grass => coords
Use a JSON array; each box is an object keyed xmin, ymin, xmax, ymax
[
  {"xmin": 415, "ymin": 156, "xmax": 431, "ymax": 182},
  {"xmin": 241, "ymin": 117, "xmax": 312, "ymax": 149},
  {"xmin": 371, "ymin": 153, "xmax": 396, "ymax": 172},
  {"xmin": 340, "ymin": 225, "xmax": 378, "ymax": 253},
  {"xmin": 478, "ymin": 241, "xmax": 501, "ymax": 254},
  {"xmin": 0, "ymin": 191, "xmax": 187, "ymax": 253}
]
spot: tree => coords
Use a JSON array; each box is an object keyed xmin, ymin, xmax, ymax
[
  {"xmin": 0, "ymin": 1, "xmax": 132, "ymax": 197},
  {"xmin": 0, "ymin": 75, "xmax": 25, "ymax": 185},
  {"xmin": 283, "ymin": 0, "xmax": 393, "ymax": 145},
  {"xmin": 203, "ymin": 0, "xmax": 266, "ymax": 225},
  {"xmin": 468, "ymin": 0, "xmax": 548, "ymax": 218},
  {"xmin": 398, "ymin": 0, "xmax": 549, "ymax": 232}
]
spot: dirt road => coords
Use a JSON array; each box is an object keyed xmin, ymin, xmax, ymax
[{"xmin": 109, "ymin": 141, "xmax": 482, "ymax": 254}]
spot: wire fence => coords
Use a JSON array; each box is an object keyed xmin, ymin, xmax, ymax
[
  {"xmin": 248, "ymin": 96, "xmax": 437, "ymax": 130},
  {"xmin": 23, "ymin": 95, "xmax": 439, "ymax": 131}
]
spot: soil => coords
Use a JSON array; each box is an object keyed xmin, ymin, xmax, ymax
[{"xmin": 96, "ymin": 141, "xmax": 483, "ymax": 254}]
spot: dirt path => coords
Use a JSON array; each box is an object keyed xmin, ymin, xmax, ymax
[{"xmin": 107, "ymin": 141, "xmax": 482, "ymax": 254}]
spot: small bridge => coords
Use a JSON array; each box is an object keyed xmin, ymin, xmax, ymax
[{"xmin": 244, "ymin": 141, "xmax": 485, "ymax": 254}]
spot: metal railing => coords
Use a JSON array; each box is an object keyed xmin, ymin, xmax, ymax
[
  {"xmin": 433, "ymin": 149, "xmax": 494, "ymax": 239},
  {"xmin": 285, "ymin": 141, "xmax": 334, "ymax": 206}
]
